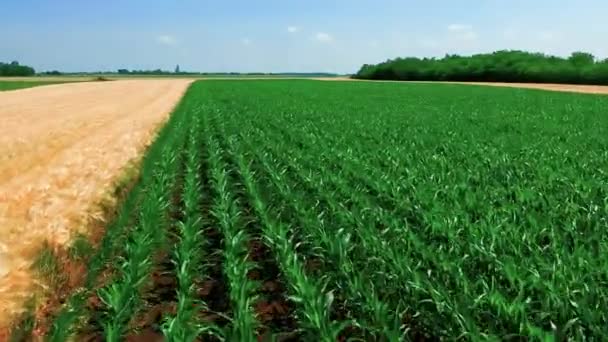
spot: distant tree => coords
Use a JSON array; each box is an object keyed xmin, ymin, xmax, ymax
[
  {"xmin": 0, "ymin": 61, "xmax": 35, "ymax": 76},
  {"xmin": 569, "ymin": 52, "xmax": 595, "ymax": 66},
  {"xmin": 353, "ymin": 50, "xmax": 608, "ymax": 85},
  {"xmin": 117, "ymin": 69, "xmax": 130, "ymax": 74},
  {"xmin": 175, "ymin": 64, "xmax": 180, "ymax": 73}
]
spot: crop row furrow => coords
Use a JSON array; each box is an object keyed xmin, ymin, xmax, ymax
[{"xmin": 225, "ymin": 132, "xmax": 347, "ymax": 341}]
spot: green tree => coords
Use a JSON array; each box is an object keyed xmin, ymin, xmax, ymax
[
  {"xmin": 568, "ymin": 52, "xmax": 595, "ymax": 66},
  {"xmin": 353, "ymin": 50, "xmax": 608, "ymax": 85},
  {"xmin": 0, "ymin": 61, "xmax": 36, "ymax": 76}
]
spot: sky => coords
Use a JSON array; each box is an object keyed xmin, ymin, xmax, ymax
[{"xmin": 1, "ymin": 0, "xmax": 607, "ymax": 74}]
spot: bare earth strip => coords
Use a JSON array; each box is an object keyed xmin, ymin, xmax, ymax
[
  {"xmin": 447, "ymin": 81, "xmax": 608, "ymax": 94},
  {"xmin": 0, "ymin": 79, "xmax": 192, "ymax": 327},
  {"xmin": 315, "ymin": 77, "xmax": 608, "ymax": 95}
]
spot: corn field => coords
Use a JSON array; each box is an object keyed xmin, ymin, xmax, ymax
[{"xmin": 45, "ymin": 80, "xmax": 608, "ymax": 341}]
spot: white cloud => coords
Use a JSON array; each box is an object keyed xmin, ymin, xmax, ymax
[
  {"xmin": 157, "ymin": 34, "xmax": 177, "ymax": 46},
  {"xmin": 314, "ymin": 32, "xmax": 333, "ymax": 43},
  {"xmin": 287, "ymin": 26, "xmax": 299, "ymax": 33},
  {"xmin": 447, "ymin": 24, "xmax": 478, "ymax": 41},
  {"xmin": 241, "ymin": 38, "xmax": 252, "ymax": 46}
]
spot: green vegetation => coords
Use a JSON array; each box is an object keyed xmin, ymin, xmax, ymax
[
  {"xmin": 46, "ymin": 80, "xmax": 608, "ymax": 340},
  {"xmin": 67, "ymin": 233, "xmax": 94, "ymax": 261},
  {"xmin": 0, "ymin": 81, "xmax": 66, "ymax": 91},
  {"xmin": 0, "ymin": 61, "xmax": 35, "ymax": 77},
  {"xmin": 0, "ymin": 79, "xmax": 104, "ymax": 92},
  {"xmin": 9, "ymin": 300, "xmax": 36, "ymax": 342},
  {"xmin": 354, "ymin": 50, "xmax": 608, "ymax": 85},
  {"xmin": 32, "ymin": 243, "xmax": 63, "ymax": 286}
]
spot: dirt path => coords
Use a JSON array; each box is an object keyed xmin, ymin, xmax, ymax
[
  {"xmin": 315, "ymin": 77, "xmax": 608, "ymax": 95},
  {"xmin": 447, "ymin": 81, "xmax": 608, "ymax": 94},
  {"xmin": 0, "ymin": 79, "xmax": 192, "ymax": 327}
]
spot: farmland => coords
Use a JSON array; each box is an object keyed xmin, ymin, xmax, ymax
[{"xmin": 21, "ymin": 80, "xmax": 604, "ymax": 341}]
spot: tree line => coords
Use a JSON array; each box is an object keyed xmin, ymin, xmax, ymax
[
  {"xmin": 0, "ymin": 61, "xmax": 36, "ymax": 76},
  {"xmin": 115, "ymin": 68, "xmax": 337, "ymax": 77},
  {"xmin": 353, "ymin": 50, "xmax": 608, "ymax": 85},
  {"xmin": 0, "ymin": 61, "xmax": 338, "ymax": 77}
]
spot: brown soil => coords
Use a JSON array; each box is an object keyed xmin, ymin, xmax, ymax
[
  {"xmin": 315, "ymin": 77, "xmax": 608, "ymax": 95},
  {"xmin": 0, "ymin": 79, "xmax": 192, "ymax": 329},
  {"xmin": 451, "ymin": 81, "xmax": 608, "ymax": 94},
  {"xmin": 247, "ymin": 239, "xmax": 297, "ymax": 339}
]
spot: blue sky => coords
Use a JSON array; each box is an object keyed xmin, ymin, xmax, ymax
[{"xmin": 1, "ymin": 0, "xmax": 606, "ymax": 73}]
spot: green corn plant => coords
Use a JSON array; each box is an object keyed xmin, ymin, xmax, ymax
[
  {"xmin": 243, "ymin": 132, "xmax": 401, "ymax": 340},
  {"xmin": 238, "ymin": 120, "xmax": 471, "ymax": 338},
  {"xmin": 259, "ymin": 116, "xmax": 554, "ymax": 338},
  {"xmin": 47, "ymin": 96, "xmax": 193, "ymax": 342},
  {"xmin": 162, "ymin": 112, "xmax": 219, "ymax": 341},
  {"xmin": 48, "ymin": 79, "xmax": 608, "ymax": 341},
  {"xmin": 97, "ymin": 146, "xmax": 181, "ymax": 341},
  {"xmin": 225, "ymin": 133, "xmax": 349, "ymax": 342},
  {"xmin": 205, "ymin": 128, "xmax": 259, "ymax": 342}
]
